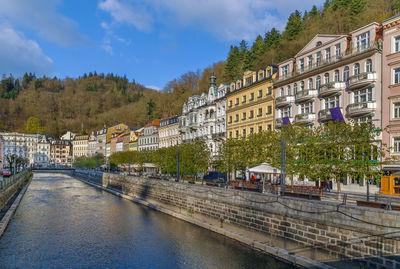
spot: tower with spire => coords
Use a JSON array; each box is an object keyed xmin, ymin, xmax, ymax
[{"xmin": 208, "ymin": 69, "xmax": 218, "ymax": 99}]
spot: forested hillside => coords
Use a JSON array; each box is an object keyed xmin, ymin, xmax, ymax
[{"xmin": 0, "ymin": 0, "xmax": 399, "ymax": 137}]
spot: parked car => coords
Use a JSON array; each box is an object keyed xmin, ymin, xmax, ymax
[
  {"xmin": 1, "ymin": 170, "xmax": 11, "ymax": 177},
  {"xmin": 203, "ymin": 172, "xmax": 227, "ymax": 183}
]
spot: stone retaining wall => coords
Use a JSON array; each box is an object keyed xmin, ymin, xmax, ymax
[
  {"xmin": 0, "ymin": 172, "xmax": 30, "ymax": 211},
  {"xmin": 82, "ymin": 172, "xmax": 400, "ymax": 267}
]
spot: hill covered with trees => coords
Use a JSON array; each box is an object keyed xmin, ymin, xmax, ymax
[{"xmin": 1, "ymin": 0, "xmax": 399, "ymax": 136}]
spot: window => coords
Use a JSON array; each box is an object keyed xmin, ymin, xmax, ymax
[
  {"xmin": 250, "ymin": 127, "xmax": 254, "ymax": 134},
  {"xmin": 280, "ymin": 88, "xmax": 284, "ymax": 96},
  {"xmin": 300, "ymin": 102, "xmax": 313, "ymax": 114},
  {"xmin": 235, "ymin": 114, "xmax": 239, "ymax": 121},
  {"xmin": 242, "ymin": 95, "xmax": 246, "ymax": 103},
  {"xmin": 259, "ymin": 72, "xmax": 264, "ymax": 80},
  {"xmin": 268, "ymin": 124, "xmax": 272, "ymax": 130},
  {"xmin": 242, "ymin": 129, "xmax": 246, "ymax": 137},
  {"xmin": 394, "ymin": 103, "xmax": 400, "ymax": 119},
  {"xmin": 395, "ymin": 36, "xmax": 400, "ymax": 53},
  {"xmin": 258, "ymin": 90, "xmax": 262, "ymax": 98},
  {"xmin": 354, "ymin": 116, "xmax": 372, "ymax": 125},
  {"xmin": 334, "ymin": 70, "xmax": 340, "ymax": 82},
  {"xmin": 354, "ymin": 87, "xmax": 373, "ymax": 103},
  {"xmin": 366, "ymin": 59, "xmax": 372, "ymax": 72},
  {"xmin": 324, "ymin": 73, "xmax": 330, "ymax": 84},
  {"xmin": 287, "ymin": 86, "xmax": 291, "ymax": 96},
  {"xmin": 242, "ymin": 112, "xmax": 246, "ymax": 120},
  {"xmin": 258, "ymin": 108, "xmax": 262, "ymax": 116},
  {"xmin": 282, "ymin": 65, "xmax": 289, "ymax": 76},
  {"xmin": 325, "ymin": 48, "xmax": 331, "ymax": 62},
  {"xmin": 236, "ymin": 130, "xmax": 239, "ymax": 138},
  {"xmin": 282, "ymin": 107, "xmax": 291, "ymax": 118},
  {"xmin": 354, "ymin": 63, "xmax": 360, "ymax": 75},
  {"xmin": 308, "ymin": 56, "xmax": 313, "ymax": 67},
  {"xmin": 293, "ymin": 83, "xmax": 297, "ymax": 94},
  {"xmin": 308, "ymin": 78, "xmax": 313, "ymax": 89},
  {"xmin": 335, "ymin": 43, "xmax": 341, "ymax": 57},
  {"xmin": 394, "ymin": 68, "xmax": 400, "ymax": 84},
  {"xmin": 316, "ymin": 51, "xmax": 322, "ymax": 66},
  {"xmin": 344, "ymin": 66, "xmax": 350, "ymax": 81},
  {"xmin": 267, "ymin": 105, "xmax": 272, "ymax": 114},
  {"xmin": 235, "ymin": 98, "xmax": 239, "ymax": 105},
  {"xmin": 300, "ymin": 59, "xmax": 304, "ymax": 72},
  {"xmin": 394, "ymin": 137, "xmax": 400, "ymax": 153},
  {"xmin": 258, "ymin": 126, "xmax": 262, "ymax": 133},
  {"xmin": 246, "ymin": 77, "xmax": 252, "ymax": 85},
  {"xmin": 229, "ymin": 100, "xmax": 232, "ymax": 107},
  {"xmin": 250, "ymin": 92, "xmax": 254, "ymax": 101},
  {"xmin": 229, "ymin": 131, "xmax": 232, "ymax": 138},
  {"xmin": 325, "ymin": 95, "xmax": 340, "ymax": 109},
  {"xmin": 300, "ymin": 81, "xmax": 305, "ymax": 91},
  {"xmin": 316, "ymin": 76, "xmax": 321, "ymax": 90},
  {"xmin": 357, "ymin": 32, "xmax": 370, "ymax": 51},
  {"xmin": 268, "ymin": 87, "xmax": 272, "ymax": 95},
  {"xmin": 249, "ymin": 110, "xmax": 254, "ymax": 118},
  {"xmin": 229, "ymin": 116, "xmax": 232, "ymax": 123}
]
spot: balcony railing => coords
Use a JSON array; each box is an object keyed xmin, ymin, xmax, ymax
[
  {"xmin": 275, "ymin": 95, "xmax": 295, "ymax": 107},
  {"xmin": 348, "ymin": 72, "xmax": 376, "ymax": 90},
  {"xmin": 295, "ymin": 89, "xmax": 318, "ymax": 102},
  {"xmin": 276, "ymin": 117, "xmax": 292, "ymax": 128},
  {"xmin": 319, "ymin": 82, "xmax": 346, "ymax": 97},
  {"xmin": 346, "ymin": 101, "xmax": 376, "ymax": 117},
  {"xmin": 275, "ymin": 41, "xmax": 379, "ymax": 84},
  {"xmin": 294, "ymin": 113, "xmax": 316, "ymax": 123},
  {"xmin": 318, "ymin": 108, "xmax": 332, "ymax": 122}
]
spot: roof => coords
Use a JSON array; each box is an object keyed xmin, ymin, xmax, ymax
[
  {"xmin": 145, "ymin": 119, "xmax": 160, "ymax": 127},
  {"xmin": 248, "ymin": 163, "xmax": 280, "ymax": 174}
]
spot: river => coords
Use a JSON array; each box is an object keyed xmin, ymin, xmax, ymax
[{"xmin": 0, "ymin": 173, "xmax": 292, "ymax": 268}]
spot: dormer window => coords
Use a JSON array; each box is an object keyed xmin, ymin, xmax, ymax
[
  {"xmin": 246, "ymin": 77, "xmax": 252, "ymax": 85},
  {"xmin": 316, "ymin": 41, "xmax": 322, "ymax": 47}
]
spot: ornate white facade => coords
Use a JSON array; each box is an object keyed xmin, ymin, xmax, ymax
[
  {"xmin": 179, "ymin": 73, "xmax": 228, "ymax": 156},
  {"xmin": 0, "ymin": 132, "xmax": 39, "ymax": 167},
  {"xmin": 159, "ymin": 116, "xmax": 181, "ymax": 148}
]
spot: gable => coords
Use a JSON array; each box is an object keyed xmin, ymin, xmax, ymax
[{"xmin": 295, "ymin": 34, "xmax": 346, "ymax": 57}]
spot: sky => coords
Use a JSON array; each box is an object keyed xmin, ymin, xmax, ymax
[{"xmin": 0, "ymin": 0, "xmax": 325, "ymax": 91}]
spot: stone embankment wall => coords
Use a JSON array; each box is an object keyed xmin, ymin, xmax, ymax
[{"xmin": 0, "ymin": 172, "xmax": 30, "ymax": 211}]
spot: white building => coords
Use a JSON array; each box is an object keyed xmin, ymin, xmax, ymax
[
  {"xmin": 0, "ymin": 132, "xmax": 40, "ymax": 167},
  {"xmin": 138, "ymin": 119, "xmax": 160, "ymax": 151},
  {"xmin": 95, "ymin": 127, "xmax": 107, "ymax": 157},
  {"xmin": 35, "ymin": 135, "xmax": 51, "ymax": 166},
  {"xmin": 88, "ymin": 132, "xmax": 97, "ymax": 157},
  {"xmin": 179, "ymin": 72, "xmax": 228, "ymax": 156},
  {"xmin": 159, "ymin": 116, "xmax": 181, "ymax": 148}
]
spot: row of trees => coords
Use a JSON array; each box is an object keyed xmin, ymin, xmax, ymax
[
  {"xmin": 73, "ymin": 154, "xmax": 105, "ymax": 168},
  {"xmin": 217, "ymin": 121, "xmax": 388, "ymax": 191}
]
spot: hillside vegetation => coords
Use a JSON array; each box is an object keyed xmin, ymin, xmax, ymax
[{"xmin": 0, "ymin": 0, "xmax": 399, "ymax": 136}]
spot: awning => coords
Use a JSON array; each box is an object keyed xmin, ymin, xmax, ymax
[{"xmin": 248, "ymin": 163, "xmax": 280, "ymax": 174}]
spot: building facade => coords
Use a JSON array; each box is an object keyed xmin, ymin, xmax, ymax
[
  {"xmin": 0, "ymin": 135, "xmax": 3, "ymax": 171},
  {"xmin": 179, "ymin": 73, "xmax": 228, "ymax": 156},
  {"xmin": 159, "ymin": 116, "xmax": 181, "ymax": 148},
  {"xmin": 138, "ymin": 119, "xmax": 160, "ymax": 151},
  {"xmin": 106, "ymin": 123, "xmax": 129, "ymax": 158},
  {"xmin": 129, "ymin": 128, "xmax": 143, "ymax": 151},
  {"xmin": 226, "ymin": 65, "xmax": 277, "ymax": 139},
  {"xmin": 0, "ymin": 132, "xmax": 39, "ymax": 167},
  {"xmin": 72, "ymin": 135, "xmax": 89, "ymax": 160},
  {"xmin": 274, "ymin": 23, "xmax": 382, "ymax": 128},
  {"xmin": 88, "ymin": 132, "xmax": 97, "ymax": 157},
  {"xmin": 382, "ymin": 15, "xmax": 400, "ymax": 169},
  {"xmin": 50, "ymin": 140, "xmax": 72, "ymax": 166},
  {"xmin": 95, "ymin": 127, "xmax": 107, "ymax": 157},
  {"xmin": 35, "ymin": 135, "xmax": 51, "ymax": 166}
]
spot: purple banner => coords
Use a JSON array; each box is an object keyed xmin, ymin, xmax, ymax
[
  {"xmin": 329, "ymin": 107, "xmax": 345, "ymax": 123},
  {"xmin": 282, "ymin": 117, "xmax": 290, "ymax": 125}
]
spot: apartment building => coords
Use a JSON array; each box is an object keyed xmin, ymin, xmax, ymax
[
  {"xmin": 159, "ymin": 116, "xmax": 181, "ymax": 148},
  {"xmin": 382, "ymin": 15, "xmax": 400, "ymax": 171},
  {"xmin": 274, "ymin": 22, "xmax": 382, "ymax": 128},
  {"xmin": 138, "ymin": 119, "xmax": 160, "ymax": 151},
  {"xmin": 50, "ymin": 140, "xmax": 72, "ymax": 166},
  {"xmin": 0, "ymin": 132, "xmax": 40, "ymax": 167},
  {"xmin": 226, "ymin": 65, "xmax": 277, "ymax": 138},
  {"xmin": 35, "ymin": 135, "xmax": 51, "ymax": 166},
  {"xmin": 72, "ymin": 135, "xmax": 89, "ymax": 160}
]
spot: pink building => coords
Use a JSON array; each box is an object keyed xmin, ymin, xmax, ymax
[
  {"xmin": 382, "ymin": 15, "xmax": 400, "ymax": 172},
  {"xmin": 274, "ymin": 22, "xmax": 382, "ymax": 128}
]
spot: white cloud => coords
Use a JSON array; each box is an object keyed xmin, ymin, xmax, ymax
[
  {"xmin": 98, "ymin": 0, "xmax": 153, "ymax": 32},
  {"xmin": 146, "ymin": 85, "xmax": 162, "ymax": 91},
  {"xmin": 0, "ymin": 0, "xmax": 87, "ymax": 46},
  {"xmin": 102, "ymin": 44, "xmax": 114, "ymax": 55},
  {"xmin": 0, "ymin": 24, "xmax": 53, "ymax": 76},
  {"xmin": 98, "ymin": 0, "xmax": 324, "ymax": 41}
]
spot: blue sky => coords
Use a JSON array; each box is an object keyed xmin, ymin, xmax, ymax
[{"xmin": 0, "ymin": 0, "xmax": 324, "ymax": 90}]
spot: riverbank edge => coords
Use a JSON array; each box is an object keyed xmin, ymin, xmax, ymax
[
  {"xmin": 77, "ymin": 176, "xmax": 333, "ymax": 269},
  {"xmin": 0, "ymin": 173, "xmax": 32, "ymax": 238}
]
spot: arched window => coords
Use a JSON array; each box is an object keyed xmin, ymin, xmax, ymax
[
  {"xmin": 280, "ymin": 88, "xmax": 284, "ymax": 96},
  {"xmin": 334, "ymin": 70, "xmax": 340, "ymax": 82},
  {"xmin": 354, "ymin": 63, "xmax": 360, "ymax": 75},
  {"xmin": 300, "ymin": 81, "xmax": 305, "ymax": 91},
  {"xmin": 316, "ymin": 75, "xmax": 321, "ymax": 89},
  {"xmin": 287, "ymin": 85, "xmax": 291, "ymax": 96},
  {"xmin": 343, "ymin": 66, "xmax": 350, "ymax": 81},
  {"xmin": 366, "ymin": 59, "xmax": 372, "ymax": 72},
  {"xmin": 308, "ymin": 78, "xmax": 313, "ymax": 89},
  {"xmin": 293, "ymin": 83, "xmax": 297, "ymax": 94},
  {"xmin": 324, "ymin": 73, "xmax": 330, "ymax": 84}
]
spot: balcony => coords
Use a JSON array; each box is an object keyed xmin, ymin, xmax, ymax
[
  {"xmin": 188, "ymin": 122, "xmax": 198, "ymax": 130},
  {"xmin": 295, "ymin": 89, "xmax": 318, "ymax": 103},
  {"xmin": 348, "ymin": 72, "xmax": 376, "ymax": 90},
  {"xmin": 275, "ymin": 95, "xmax": 295, "ymax": 107},
  {"xmin": 294, "ymin": 113, "xmax": 316, "ymax": 124},
  {"xmin": 212, "ymin": 132, "xmax": 226, "ymax": 140},
  {"xmin": 318, "ymin": 109, "xmax": 332, "ymax": 122},
  {"xmin": 319, "ymin": 82, "xmax": 346, "ymax": 97},
  {"xmin": 275, "ymin": 117, "xmax": 292, "ymax": 128},
  {"xmin": 346, "ymin": 101, "xmax": 376, "ymax": 117}
]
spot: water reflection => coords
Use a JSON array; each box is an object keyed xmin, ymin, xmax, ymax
[{"xmin": 0, "ymin": 173, "xmax": 292, "ymax": 268}]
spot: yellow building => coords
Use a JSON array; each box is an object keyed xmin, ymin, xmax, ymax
[{"xmin": 226, "ymin": 65, "xmax": 277, "ymax": 139}]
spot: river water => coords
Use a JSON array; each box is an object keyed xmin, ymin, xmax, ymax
[{"xmin": 0, "ymin": 173, "xmax": 293, "ymax": 268}]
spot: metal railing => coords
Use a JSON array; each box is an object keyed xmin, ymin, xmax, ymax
[{"xmin": 0, "ymin": 171, "xmax": 29, "ymax": 191}]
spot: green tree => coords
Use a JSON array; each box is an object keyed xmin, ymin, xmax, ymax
[
  {"xmin": 283, "ymin": 10, "xmax": 303, "ymax": 40},
  {"xmin": 25, "ymin": 117, "xmax": 41, "ymax": 134}
]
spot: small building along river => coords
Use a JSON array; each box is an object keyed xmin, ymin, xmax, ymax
[{"xmin": 0, "ymin": 173, "xmax": 291, "ymax": 268}]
